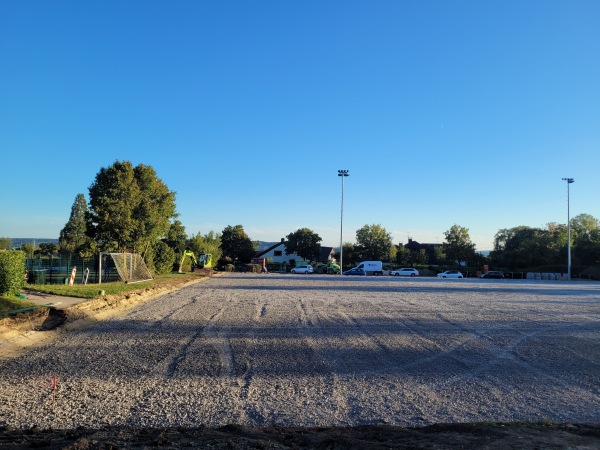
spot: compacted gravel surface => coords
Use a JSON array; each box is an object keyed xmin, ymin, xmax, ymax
[{"xmin": 0, "ymin": 273, "xmax": 599, "ymax": 431}]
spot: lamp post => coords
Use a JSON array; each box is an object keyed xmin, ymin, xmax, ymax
[
  {"xmin": 338, "ymin": 170, "xmax": 350, "ymax": 274},
  {"xmin": 562, "ymin": 177, "xmax": 574, "ymax": 281}
]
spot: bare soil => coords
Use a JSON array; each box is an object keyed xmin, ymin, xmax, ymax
[{"xmin": 1, "ymin": 422, "xmax": 599, "ymax": 449}]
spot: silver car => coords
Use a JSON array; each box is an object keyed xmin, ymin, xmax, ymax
[
  {"xmin": 390, "ymin": 268, "xmax": 419, "ymax": 277},
  {"xmin": 291, "ymin": 265, "xmax": 313, "ymax": 274},
  {"xmin": 437, "ymin": 270, "xmax": 464, "ymax": 279}
]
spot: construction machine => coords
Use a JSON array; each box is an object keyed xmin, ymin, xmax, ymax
[
  {"xmin": 178, "ymin": 251, "xmax": 213, "ymax": 273},
  {"xmin": 314, "ymin": 261, "xmax": 341, "ymax": 274}
]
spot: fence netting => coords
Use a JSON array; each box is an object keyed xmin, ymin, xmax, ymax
[{"xmin": 25, "ymin": 253, "xmax": 153, "ymax": 285}]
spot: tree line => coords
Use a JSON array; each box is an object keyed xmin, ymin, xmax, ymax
[{"xmin": 1, "ymin": 161, "xmax": 598, "ymax": 275}]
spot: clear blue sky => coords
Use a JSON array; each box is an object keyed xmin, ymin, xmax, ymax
[{"xmin": 1, "ymin": 1, "xmax": 598, "ymax": 251}]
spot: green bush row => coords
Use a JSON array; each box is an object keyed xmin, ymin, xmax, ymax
[{"xmin": 0, "ymin": 250, "xmax": 26, "ymax": 296}]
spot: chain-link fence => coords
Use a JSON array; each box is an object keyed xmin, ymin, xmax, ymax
[{"xmin": 25, "ymin": 255, "xmax": 121, "ymax": 285}]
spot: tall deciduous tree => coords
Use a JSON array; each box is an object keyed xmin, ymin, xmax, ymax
[
  {"xmin": 394, "ymin": 244, "xmax": 411, "ymax": 265},
  {"xmin": 149, "ymin": 240, "xmax": 176, "ymax": 275},
  {"xmin": 285, "ymin": 228, "xmax": 322, "ymax": 261},
  {"xmin": 570, "ymin": 213, "xmax": 600, "ymax": 266},
  {"xmin": 334, "ymin": 242, "xmax": 359, "ymax": 269},
  {"xmin": 164, "ymin": 220, "xmax": 188, "ymax": 254},
  {"xmin": 59, "ymin": 193, "xmax": 89, "ymax": 253},
  {"xmin": 36, "ymin": 243, "xmax": 58, "ymax": 257},
  {"xmin": 87, "ymin": 161, "xmax": 176, "ymax": 255},
  {"xmin": 443, "ymin": 224, "xmax": 475, "ymax": 267},
  {"xmin": 491, "ymin": 224, "xmax": 568, "ymax": 269},
  {"xmin": 355, "ymin": 224, "xmax": 393, "ymax": 261},
  {"xmin": 19, "ymin": 242, "xmax": 36, "ymax": 258},
  {"xmin": 219, "ymin": 225, "xmax": 255, "ymax": 263},
  {"xmin": 571, "ymin": 213, "xmax": 599, "ymax": 240}
]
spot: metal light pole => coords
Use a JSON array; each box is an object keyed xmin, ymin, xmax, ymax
[
  {"xmin": 562, "ymin": 177, "xmax": 574, "ymax": 281},
  {"xmin": 338, "ymin": 170, "xmax": 350, "ymax": 274}
]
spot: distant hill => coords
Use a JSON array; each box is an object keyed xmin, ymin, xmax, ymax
[{"xmin": 9, "ymin": 238, "xmax": 59, "ymax": 249}]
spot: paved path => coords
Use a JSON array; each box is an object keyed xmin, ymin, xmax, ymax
[{"xmin": 21, "ymin": 290, "xmax": 89, "ymax": 310}]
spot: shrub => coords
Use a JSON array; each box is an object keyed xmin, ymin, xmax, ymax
[
  {"xmin": 0, "ymin": 250, "xmax": 26, "ymax": 296},
  {"xmin": 152, "ymin": 241, "xmax": 176, "ymax": 275},
  {"xmin": 237, "ymin": 264, "xmax": 262, "ymax": 273}
]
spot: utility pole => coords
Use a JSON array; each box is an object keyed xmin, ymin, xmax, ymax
[
  {"xmin": 338, "ymin": 170, "xmax": 349, "ymax": 274},
  {"xmin": 562, "ymin": 177, "xmax": 574, "ymax": 281}
]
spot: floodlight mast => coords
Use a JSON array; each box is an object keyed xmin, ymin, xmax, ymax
[
  {"xmin": 338, "ymin": 170, "xmax": 350, "ymax": 275},
  {"xmin": 562, "ymin": 178, "xmax": 574, "ymax": 281}
]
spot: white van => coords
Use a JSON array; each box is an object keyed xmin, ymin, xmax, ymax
[{"xmin": 354, "ymin": 261, "xmax": 383, "ymax": 276}]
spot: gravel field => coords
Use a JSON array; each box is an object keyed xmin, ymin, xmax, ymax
[{"xmin": 0, "ymin": 273, "xmax": 599, "ymax": 431}]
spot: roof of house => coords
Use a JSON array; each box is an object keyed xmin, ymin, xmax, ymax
[
  {"xmin": 255, "ymin": 239, "xmax": 285, "ymax": 258},
  {"xmin": 318, "ymin": 246, "xmax": 335, "ymax": 262},
  {"xmin": 255, "ymin": 240, "xmax": 335, "ymax": 262}
]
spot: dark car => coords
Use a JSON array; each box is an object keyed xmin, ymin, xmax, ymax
[
  {"xmin": 343, "ymin": 268, "xmax": 366, "ymax": 276},
  {"xmin": 480, "ymin": 271, "xmax": 504, "ymax": 279}
]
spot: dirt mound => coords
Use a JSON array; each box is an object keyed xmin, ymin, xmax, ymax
[{"xmin": 0, "ymin": 423, "xmax": 598, "ymax": 449}]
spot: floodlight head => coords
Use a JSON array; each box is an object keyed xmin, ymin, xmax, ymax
[
  {"xmin": 338, "ymin": 169, "xmax": 350, "ymax": 177},
  {"xmin": 562, "ymin": 177, "xmax": 574, "ymax": 184}
]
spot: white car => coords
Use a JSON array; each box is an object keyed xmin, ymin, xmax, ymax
[
  {"xmin": 390, "ymin": 268, "xmax": 419, "ymax": 277},
  {"xmin": 437, "ymin": 270, "xmax": 463, "ymax": 279},
  {"xmin": 291, "ymin": 265, "xmax": 313, "ymax": 274}
]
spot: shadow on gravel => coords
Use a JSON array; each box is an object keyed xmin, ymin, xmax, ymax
[
  {"xmin": 1, "ymin": 423, "xmax": 598, "ymax": 449},
  {"xmin": 215, "ymin": 276, "xmax": 600, "ymax": 298}
]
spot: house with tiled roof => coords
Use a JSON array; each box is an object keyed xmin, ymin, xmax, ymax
[
  {"xmin": 255, "ymin": 239, "xmax": 337, "ymax": 265},
  {"xmin": 255, "ymin": 239, "xmax": 301, "ymax": 264},
  {"xmin": 404, "ymin": 238, "xmax": 442, "ymax": 264}
]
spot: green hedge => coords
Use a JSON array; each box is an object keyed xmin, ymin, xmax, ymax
[{"xmin": 0, "ymin": 250, "xmax": 26, "ymax": 296}]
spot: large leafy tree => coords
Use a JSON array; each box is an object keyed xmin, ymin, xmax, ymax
[
  {"xmin": 87, "ymin": 161, "xmax": 176, "ymax": 255},
  {"xmin": 491, "ymin": 214, "xmax": 600, "ymax": 269},
  {"xmin": 571, "ymin": 213, "xmax": 600, "ymax": 265},
  {"xmin": 574, "ymin": 229, "xmax": 600, "ymax": 265},
  {"xmin": 59, "ymin": 193, "xmax": 89, "ymax": 254},
  {"xmin": 443, "ymin": 224, "xmax": 475, "ymax": 267},
  {"xmin": 149, "ymin": 240, "xmax": 176, "ymax": 275},
  {"xmin": 571, "ymin": 213, "xmax": 599, "ymax": 240},
  {"xmin": 36, "ymin": 242, "xmax": 58, "ymax": 257},
  {"xmin": 285, "ymin": 228, "xmax": 322, "ymax": 261},
  {"xmin": 355, "ymin": 224, "xmax": 393, "ymax": 261},
  {"xmin": 394, "ymin": 244, "xmax": 411, "ymax": 265},
  {"xmin": 19, "ymin": 242, "xmax": 36, "ymax": 259},
  {"xmin": 490, "ymin": 226, "xmax": 559, "ymax": 269},
  {"xmin": 219, "ymin": 225, "xmax": 255, "ymax": 263},
  {"xmin": 164, "ymin": 220, "xmax": 188, "ymax": 254},
  {"xmin": 334, "ymin": 242, "xmax": 360, "ymax": 269}
]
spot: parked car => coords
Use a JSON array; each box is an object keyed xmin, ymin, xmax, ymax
[
  {"xmin": 437, "ymin": 270, "xmax": 463, "ymax": 279},
  {"xmin": 390, "ymin": 268, "xmax": 419, "ymax": 277},
  {"xmin": 480, "ymin": 271, "xmax": 504, "ymax": 279},
  {"xmin": 291, "ymin": 265, "xmax": 313, "ymax": 274},
  {"xmin": 343, "ymin": 268, "xmax": 366, "ymax": 276}
]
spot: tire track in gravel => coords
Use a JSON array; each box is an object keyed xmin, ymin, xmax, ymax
[
  {"xmin": 295, "ymin": 297, "xmax": 347, "ymax": 424},
  {"xmin": 121, "ymin": 290, "xmax": 229, "ymax": 418},
  {"xmin": 165, "ymin": 301, "xmax": 229, "ymax": 378},
  {"xmin": 206, "ymin": 288, "xmax": 262, "ymax": 425},
  {"xmin": 361, "ymin": 286, "xmax": 600, "ymax": 421},
  {"xmin": 439, "ymin": 319, "xmax": 600, "ymax": 388}
]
